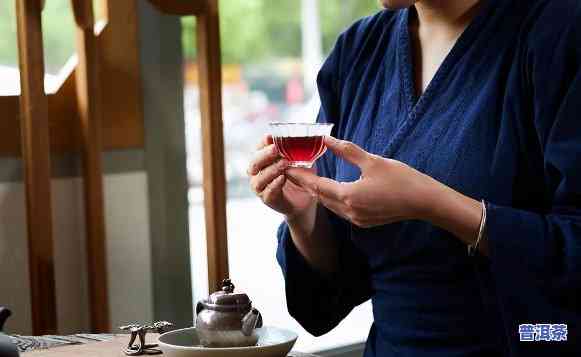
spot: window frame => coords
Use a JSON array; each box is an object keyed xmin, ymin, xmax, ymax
[{"xmin": 0, "ymin": 0, "xmax": 144, "ymax": 157}]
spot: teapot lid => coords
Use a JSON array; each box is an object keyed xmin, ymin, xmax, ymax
[{"xmin": 207, "ymin": 279, "xmax": 250, "ymax": 307}]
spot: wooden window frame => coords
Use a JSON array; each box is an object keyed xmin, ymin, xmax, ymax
[
  {"xmin": 8, "ymin": 0, "xmax": 143, "ymax": 334},
  {"xmin": 15, "ymin": 0, "xmax": 57, "ymax": 335},
  {"xmin": 6, "ymin": 0, "xmax": 227, "ymax": 334},
  {"xmin": 1, "ymin": 1, "xmax": 144, "ymax": 157}
]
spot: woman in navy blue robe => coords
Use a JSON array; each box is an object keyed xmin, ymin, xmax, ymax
[{"xmin": 248, "ymin": 0, "xmax": 581, "ymax": 356}]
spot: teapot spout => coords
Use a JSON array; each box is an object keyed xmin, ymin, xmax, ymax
[{"xmin": 241, "ymin": 308, "xmax": 262, "ymax": 336}]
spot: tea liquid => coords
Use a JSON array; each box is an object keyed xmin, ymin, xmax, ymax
[{"xmin": 274, "ymin": 136, "xmax": 326, "ymax": 167}]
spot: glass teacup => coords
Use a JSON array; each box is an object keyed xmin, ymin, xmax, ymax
[{"xmin": 269, "ymin": 122, "xmax": 334, "ymax": 168}]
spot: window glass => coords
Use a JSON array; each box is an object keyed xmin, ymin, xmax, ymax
[
  {"xmin": 0, "ymin": 0, "xmax": 76, "ymax": 95},
  {"xmin": 0, "ymin": 1, "xmax": 20, "ymax": 95},
  {"xmin": 41, "ymin": 0, "xmax": 76, "ymax": 93},
  {"xmin": 184, "ymin": 0, "xmax": 381, "ymax": 353}
]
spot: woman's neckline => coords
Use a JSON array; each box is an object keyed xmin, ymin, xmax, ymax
[{"xmin": 397, "ymin": 0, "xmax": 495, "ymax": 118}]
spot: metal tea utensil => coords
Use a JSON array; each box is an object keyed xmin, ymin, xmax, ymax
[
  {"xmin": 195, "ymin": 278, "xmax": 263, "ymax": 347},
  {"xmin": 120, "ymin": 321, "xmax": 173, "ymax": 355}
]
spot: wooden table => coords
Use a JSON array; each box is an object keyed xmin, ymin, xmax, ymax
[
  {"xmin": 16, "ymin": 334, "xmax": 318, "ymax": 357},
  {"xmin": 22, "ymin": 335, "xmax": 137, "ymax": 356}
]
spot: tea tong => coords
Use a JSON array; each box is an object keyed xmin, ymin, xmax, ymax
[{"xmin": 119, "ymin": 321, "xmax": 173, "ymax": 355}]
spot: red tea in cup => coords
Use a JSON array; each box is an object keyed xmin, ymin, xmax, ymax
[{"xmin": 269, "ymin": 123, "xmax": 334, "ymax": 168}]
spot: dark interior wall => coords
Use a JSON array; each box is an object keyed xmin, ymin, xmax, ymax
[
  {"xmin": 0, "ymin": 151, "xmax": 144, "ymax": 182},
  {"xmin": 0, "ymin": 148, "xmax": 152, "ymax": 334},
  {"xmin": 138, "ymin": 0, "xmax": 193, "ymax": 328}
]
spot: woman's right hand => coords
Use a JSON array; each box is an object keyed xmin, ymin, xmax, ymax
[{"xmin": 248, "ymin": 135, "xmax": 316, "ymax": 220}]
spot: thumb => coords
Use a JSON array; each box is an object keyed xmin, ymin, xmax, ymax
[{"xmin": 324, "ymin": 136, "xmax": 370, "ymax": 168}]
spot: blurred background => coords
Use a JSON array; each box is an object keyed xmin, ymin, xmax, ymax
[
  {"xmin": 184, "ymin": 1, "xmax": 380, "ymax": 353},
  {"xmin": 0, "ymin": 0, "xmax": 380, "ymax": 354}
]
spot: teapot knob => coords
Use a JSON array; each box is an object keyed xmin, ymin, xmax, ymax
[{"xmin": 221, "ymin": 279, "xmax": 235, "ymax": 294}]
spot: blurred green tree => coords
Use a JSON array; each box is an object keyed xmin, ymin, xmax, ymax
[
  {"xmin": 183, "ymin": 0, "xmax": 381, "ymax": 64},
  {"xmin": 0, "ymin": 1, "xmax": 380, "ymax": 69},
  {"xmin": 0, "ymin": 1, "xmax": 18, "ymax": 68},
  {"xmin": 0, "ymin": 0, "xmax": 75, "ymax": 73}
]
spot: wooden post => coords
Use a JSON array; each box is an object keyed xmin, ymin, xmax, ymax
[
  {"xmin": 196, "ymin": 0, "xmax": 229, "ymax": 292},
  {"xmin": 71, "ymin": 0, "xmax": 110, "ymax": 332},
  {"xmin": 15, "ymin": 0, "xmax": 58, "ymax": 335}
]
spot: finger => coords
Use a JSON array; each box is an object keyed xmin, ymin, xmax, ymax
[
  {"xmin": 324, "ymin": 136, "xmax": 370, "ymax": 169},
  {"xmin": 284, "ymin": 167, "xmax": 319, "ymax": 194},
  {"xmin": 247, "ymin": 144, "xmax": 279, "ymax": 176},
  {"xmin": 319, "ymin": 194, "xmax": 380, "ymax": 228},
  {"xmin": 285, "ymin": 167, "xmax": 348, "ymax": 201},
  {"xmin": 317, "ymin": 195, "xmax": 351, "ymax": 221},
  {"xmin": 251, "ymin": 159, "xmax": 288, "ymax": 193},
  {"xmin": 256, "ymin": 135, "xmax": 274, "ymax": 150},
  {"xmin": 261, "ymin": 175, "xmax": 286, "ymax": 204}
]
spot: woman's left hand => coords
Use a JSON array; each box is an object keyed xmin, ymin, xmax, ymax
[{"xmin": 285, "ymin": 136, "xmax": 438, "ymax": 228}]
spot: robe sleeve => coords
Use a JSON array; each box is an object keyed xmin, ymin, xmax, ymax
[
  {"xmin": 486, "ymin": 11, "xmax": 581, "ymax": 354},
  {"xmin": 276, "ymin": 34, "xmax": 372, "ymax": 337}
]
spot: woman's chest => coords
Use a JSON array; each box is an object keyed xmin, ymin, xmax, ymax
[{"xmin": 334, "ymin": 48, "xmax": 541, "ymax": 204}]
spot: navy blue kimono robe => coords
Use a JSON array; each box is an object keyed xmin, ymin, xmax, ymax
[{"xmin": 276, "ymin": 0, "xmax": 581, "ymax": 356}]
